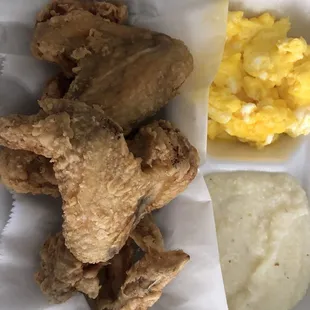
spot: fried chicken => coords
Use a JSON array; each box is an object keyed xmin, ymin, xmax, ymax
[
  {"xmin": 0, "ymin": 110, "xmax": 73, "ymax": 158},
  {"xmin": 36, "ymin": 0, "xmax": 128, "ymax": 24},
  {"xmin": 0, "ymin": 148, "xmax": 58, "ymax": 197},
  {"xmin": 0, "ymin": 73, "xmax": 70, "ymax": 196},
  {"xmin": 0, "ymin": 99, "xmax": 198, "ymax": 264},
  {"xmin": 128, "ymin": 120, "xmax": 199, "ymax": 213},
  {"xmin": 130, "ymin": 214, "xmax": 164, "ymax": 253},
  {"xmin": 0, "ymin": 107, "xmax": 197, "ymax": 209},
  {"xmin": 36, "ymin": 216, "xmax": 160, "ymax": 304},
  {"xmin": 35, "ymin": 232, "xmax": 102, "ymax": 303},
  {"xmin": 0, "ymin": 0, "xmax": 194, "ymax": 198},
  {"xmin": 94, "ymin": 240, "xmax": 136, "ymax": 309},
  {"xmin": 32, "ymin": 4, "xmax": 193, "ymax": 132},
  {"xmin": 97, "ymin": 250, "xmax": 190, "ymax": 310},
  {"xmin": 41, "ymin": 72, "xmax": 72, "ymax": 100}
]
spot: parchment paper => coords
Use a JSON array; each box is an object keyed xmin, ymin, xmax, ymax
[{"xmin": 0, "ymin": 1, "xmax": 229, "ymax": 310}]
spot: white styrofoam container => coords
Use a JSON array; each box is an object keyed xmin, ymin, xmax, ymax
[
  {"xmin": 201, "ymin": 1, "xmax": 310, "ymax": 309},
  {"xmin": 0, "ymin": 0, "xmax": 310, "ymax": 309}
]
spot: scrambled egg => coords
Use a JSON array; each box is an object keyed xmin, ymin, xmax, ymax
[{"xmin": 209, "ymin": 11, "xmax": 310, "ymax": 147}]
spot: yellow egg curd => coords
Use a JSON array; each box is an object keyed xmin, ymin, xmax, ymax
[{"xmin": 209, "ymin": 11, "xmax": 310, "ymax": 148}]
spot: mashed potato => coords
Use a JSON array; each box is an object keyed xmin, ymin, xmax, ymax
[
  {"xmin": 209, "ymin": 12, "xmax": 310, "ymax": 148},
  {"xmin": 205, "ymin": 172, "xmax": 310, "ymax": 310}
]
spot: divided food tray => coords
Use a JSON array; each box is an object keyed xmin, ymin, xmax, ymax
[
  {"xmin": 0, "ymin": 0, "xmax": 310, "ymax": 309},
  {"xmin": 205, "ymin": 1, "xmax": 310, "ymax": 306}
]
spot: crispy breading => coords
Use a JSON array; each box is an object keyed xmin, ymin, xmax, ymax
[
  {"xmin": 92, "ymin": 240, "xmax": 136, "ymax": 310},
  {"xmin": 97, "ymin": 250, "xmax": 190, "ymax": 310},
  {"xmin": 37, "ymin": 222, "xmax": 160, "ymax": 304},
  {"xmin": 0, "ymin": 111, "xmax": 73, "ymax": 158},
  {"xmin": 31, "ymin": 9, "xmax": 147, "ymax": 75},
  {"xmin": 128, "ymin": 120, "xmax": 199, "ymax": 213},
  {"xmin": 0, "ymin": 72, "xmax": 70, "ymax": 197},
  {"xmin": 0, "ymin": 99, "xmax": 198, "ymax": 264},
  {"xmin": 0, "ymin": 148, "xmax": 59, "ymax": 197},
  {"xmin": 36, "ymin": 0, "xmax": 128, "ymax": 24},
  {"xmin": 0, "ymin": 0, "xmax": 193, "ymax": 199},
  {"xmin": 41, "ymin": 72, "xmax": 72, "ymax": 100},
  {"xmin": 130, "ymin": 214, "xmax": 164, "ymax": 253},
  {"xmin": 32, "ymin": 6, "xmax": 193, "ymax": 132},
  {"xmin": 35, "ymin": 232, "xmax": 102, "ymax": 303},
  {"xmin": 0, "ymin": 119, "xmax": 198, "ymax": 204}
]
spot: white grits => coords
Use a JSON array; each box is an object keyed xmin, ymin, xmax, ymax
[{"xmin": 205, "ymin": 172, "xmax": 310, "ymax": 310}]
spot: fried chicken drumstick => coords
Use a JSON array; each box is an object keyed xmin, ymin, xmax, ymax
[{"xmin": 0, "ymin": 99, "xmax": 198, "ymax": 264}]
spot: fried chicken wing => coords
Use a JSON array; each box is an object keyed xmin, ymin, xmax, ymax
[
  {"xmin": 0, "ymin": 148, "xmax": 59, "ymax": 197},
  {"xmin": 65, "ymin": 30, "xmax": 193, "ymax": 133},
  {"xmin": 0, "ymin": 99, "xmax": 146, "ymax": 263},
  {"xmin": 35, "ymin": 232, "xmax": 102, "ymax": 303},
  {"xmin": 97, "ymin": 250, "xmax": 190, "ymax": 310},
  {"xmin": 32, "ymin": 3, "xmax": 193, "ymax": 132},
  {"xmin": 0, "ymin": 99, "xmax": 198, "ymax": 263}
]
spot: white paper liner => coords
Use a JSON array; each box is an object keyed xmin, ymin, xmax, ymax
[{"xmin": 0, "ymin": 193, "xmax": 91, "ymax": 310}]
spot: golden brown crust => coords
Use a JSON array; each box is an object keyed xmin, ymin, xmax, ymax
[
  {"xmin": 0, "ymin": 101, "xmax": 198, "ymax": 264},
  {"xmin": 129, "ymin": 120, "xmax": 199, "ymax": 213},
  {"xmin": 41, "ymin": 72, "xmax": 73, "ymax": 100},
  {"xmin": 37, "ymin": 219, "xmax": 162, "ymax": 305},
  {"xmin": 65, "ymin": 31, "xmax": 193, "ymax": 133},
  {"xmin": 32, "ymin": 6, "xmax": 193, "ymax": 132},
  {"xmin": 35, "ymin": 232, "xmax": 102, "ymax": 303},
  {"xmin": 36, "ymin": 0, "xmax": 128, "ymax": 24},
  {"xmin": 97, "ymin": 250, "xmax": 190, "ymax": 310},
  {"xmin": 36, "ymin": 220, "xmax": 187, "ymax": 307},
  {"xmin": 0, "ymin": 148, "xmax": 59, "ymax": 197},
  {"xmin": 0, "ymin": 111, "xmax": 73, "ymax": 158},
  {"xmin": 130, "ymin": 214, "xmax": 164, "ymax": 253},
  {"xmin": 0, "ymin": 100, "xmax": 148, "ymax": 263},
  {"xmin": 32, "ymin": 9, "xmax": 132, "ymax": 75}
]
